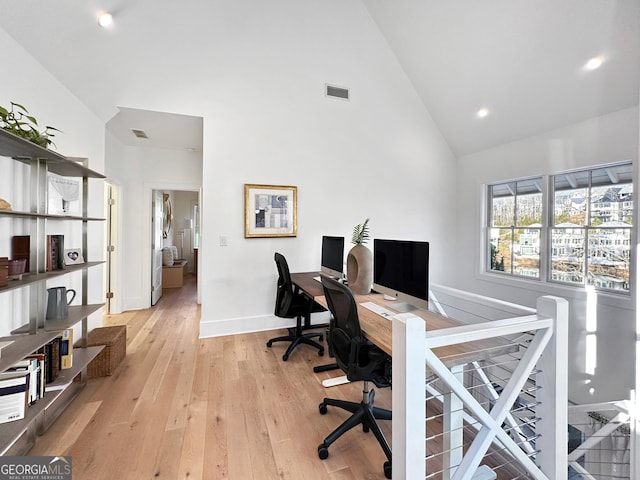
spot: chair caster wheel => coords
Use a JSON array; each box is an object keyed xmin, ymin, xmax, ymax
[
  {"xmin": 319, "ymin": 335, "xmax": 324, "ymax": 342},
  {"xmin": 282, "ymin": 354, "xmax": 289, "ymax": 361},
  {"xmin": 318, "ymin": 349, "xmax": 324, "ymax": 356},
  {"xmin": 384, "ymin": 461, "xmax": 391, "ymax": 479},
  {"xmin": 363, "ymin": 424, "xmax": 370, "ymax": 433},
  {"xmin": 318, "ymin": 445, "xmax": 329, "ymax": 460},
  {"xmin": 319, "ymin": 403, "xmax": 328, "ymax": 415},
  {"xmin": 266, "ymin": 341, "xmax": 272, "ymax": 347}
]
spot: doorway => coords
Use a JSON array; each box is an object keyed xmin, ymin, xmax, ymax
[{"xmin": 150, "ymin": 188, "xmax": 200, "ymax": 306}]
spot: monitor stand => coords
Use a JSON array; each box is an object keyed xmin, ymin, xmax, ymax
[{"xmin": 383, "ymin": 297, "xmax": 417, "ymax": 313}]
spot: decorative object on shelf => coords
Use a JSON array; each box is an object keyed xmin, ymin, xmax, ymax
[
  {"xmin": 45, "ymin": 286, "xmax": 76, "ymax": 320},
  {"xmin": 11, "ymin": 235, "xmax": 30, "ymax": 272},
  {"xmin": 0, "ymin": 101, "xmax": 61, "ymax": 148},
  {"xmin": 7, "ymin": 259, "xmax": 26, "ymax": 280},
  {"xmin": 0, "ymin": 198, "xmax": 11, "ymax": 210},
  {"xmin": 244, "ymin": 184, "xmax": 297, "ymax": 238},
  {"xmin": 47, "ymin": 173, "xmax": 80, "ymax": 215},
  {"xmin": 347, "ymin": 218, "xmax": 372, "ymax": 295},
  {"xmin": 63, "ymin": 248, "xmax": 84, "ymax": 266}
]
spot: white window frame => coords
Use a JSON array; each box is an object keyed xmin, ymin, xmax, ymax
[{"xmin": 483, "ymin": 161, "xmax": 633, "ymax": 297}]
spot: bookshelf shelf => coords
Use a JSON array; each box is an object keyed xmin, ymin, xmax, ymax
[
  {"xmin": 0, "ymin": 261, "xmax": 104, "ymax": 294},
  {"xmin": 0, "ymin": 127, "xmax": 105, "ymax": 455},
  {"xmin": 0, "ymin": 209, "xmax": 105, "ymax": 222},
  {"xmin": 0, "ymin": 345, "xmax": 104, "ymax": 455}
]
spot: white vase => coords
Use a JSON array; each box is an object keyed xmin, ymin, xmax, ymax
[{"xmin": 346, "ymin": 244, "xmax": 372, "ymax": 295}]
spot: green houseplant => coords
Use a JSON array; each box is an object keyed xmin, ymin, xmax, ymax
[
  {"xmin": 351, "ymin": 217, "xmax": 370, "ymax": 245},
  {"xmin": 0, "ymin": 102, "xmax": 60, "ymax": 148},
  {"xmin": 347, "ymin": 218, "xmax": 373, "ymax": 294}
]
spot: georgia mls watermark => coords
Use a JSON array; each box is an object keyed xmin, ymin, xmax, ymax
[{"xmin": 0, "ymin": 456, "xmax": 71, "ymax": 480}]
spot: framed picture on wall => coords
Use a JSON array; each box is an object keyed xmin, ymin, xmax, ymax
[{"xmin": 244, "ymin": 184, "xmax": 297, "ymax": 238}]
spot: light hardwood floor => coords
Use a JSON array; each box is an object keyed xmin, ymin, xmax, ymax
[{"xmin": 29, "ymin": 275, "xmax": 393, "ymax": 479}]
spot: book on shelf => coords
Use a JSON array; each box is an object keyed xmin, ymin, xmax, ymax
[
  {"xmin": 25, "ymin": 354, "xmax": 46, "ymax": 402},
  {"xmin": 11, "ymin": 235, "xmax": 30, "ymax": 272},
  {"xmin": 38, "ymin": 338, "xmax": 61, "ymax": 383},
  {"xmin": 0, "ymin": 370, "xmax": 29, "ymax": 424},
  {"xmin": 60, "ymin": 329, "xmax": 73, "ymax": 370},
  {"xmin": 46, "ymin": 234, "xmax": 65, "ymax": 272}
]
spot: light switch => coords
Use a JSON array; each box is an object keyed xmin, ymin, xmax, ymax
[{"xmin": 219, "ymin": 235, "xmax": 228, "ymax": 246}]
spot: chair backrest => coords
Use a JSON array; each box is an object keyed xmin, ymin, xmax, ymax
[
  {"xmin": 321, "ymin": 276, "xmax": 391, "ymax": 387},
  {"xmin": 274, "ymin": 252, "xmax": 294, "ymax": 317},
  {"xmin": 321, "ymin": 276, "xmax": 363, "ymax": 374}
]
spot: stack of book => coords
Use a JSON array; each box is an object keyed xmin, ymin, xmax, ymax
[{"xmin": 0, "ymin": 329, "xmax": 73, "ymax": 424}]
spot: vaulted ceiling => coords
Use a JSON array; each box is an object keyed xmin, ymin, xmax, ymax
[{"xmin": 0, "ymin": 0, "xmax": 637, "ymax": 156}]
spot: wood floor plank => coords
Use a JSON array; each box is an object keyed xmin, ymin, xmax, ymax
[{"xmin": 29, "ymin": 275, "xmax": 399, "ymax": 479}]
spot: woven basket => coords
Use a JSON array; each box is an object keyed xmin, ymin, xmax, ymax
[{"xmin": 86, "ymin": 325, "xmax": 126, "ymax": 378}]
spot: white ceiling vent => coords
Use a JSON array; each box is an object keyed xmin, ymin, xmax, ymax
[
  {"xmin": 325, "ymin": 84, "xmax": 349, "ymax": 101},
  {"xmin": 131, "ymin": 128, "xmax": 149, "ymax": 139}
]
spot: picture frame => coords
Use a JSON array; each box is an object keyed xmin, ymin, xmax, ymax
[
  {"xmin": 244, "ymin": 184, "xmax": 297, "ymax": 238},
  {"xmin": 47, "ymin": 173, "xmax": 80, "ymax": 215},
  {"xmin": 63, "ymin": 248, "xmax": 84, "ymax": 265}
]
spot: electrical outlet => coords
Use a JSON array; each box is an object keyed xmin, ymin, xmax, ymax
[{"xmin": 219, "ymin": 235, "xmax": 228, "ymax": 246}]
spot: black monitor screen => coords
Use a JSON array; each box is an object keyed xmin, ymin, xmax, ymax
[
  {"xmin": 321, "ymin": 236, "xmax": 345, "ymax": 278},
  {"xmin": 373, "ymin": 238, "xmax": 429, "ymax": 311}
]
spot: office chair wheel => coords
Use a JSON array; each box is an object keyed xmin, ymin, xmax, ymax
[
  {"xmin": 363, "ymin": 424, "xmax": 369, "ymax": 433},
  {"xmin": 318, "ymin": 444, "xmax": 329, "ymax": 460},
  {"xmin": 282, "ymin": 353, "xmax": 290, "ymax": 361},
  {"xmin": 318, "ymin": 348, "xmax": 324, "ymax": 356},
  {"xmin": 266, "ymin": 340, "xmax": 273, "ymax": 347},
  {"xmin": 319, "ymin": 402, "xmax": 328, "ymax": 415},
  {"xmin": 319, "ymin": 335, "xmax": 324, "ymax": 342},
  {"xmin": 384, "ymin": 461, "xmax": 391, "ymax": 479}
]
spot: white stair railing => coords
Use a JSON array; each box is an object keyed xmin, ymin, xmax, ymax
[
  {"xmin": 392, "ymin": 294, "xmax": 569, "ymax": 480},
  {"xmin": 567, "ymin": 401, "xmax": 632, "ymax": 479}
]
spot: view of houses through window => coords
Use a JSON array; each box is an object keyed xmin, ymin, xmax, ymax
[{"xmin": 488, "ymin": 162, "xmax": 633, "ymax": 293}]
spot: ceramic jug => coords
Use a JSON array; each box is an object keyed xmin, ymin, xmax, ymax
[{"xmin": 46, "ymin": 287, "xmax": 76, "ymax": 320}]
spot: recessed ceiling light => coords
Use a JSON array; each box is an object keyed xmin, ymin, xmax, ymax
[
  {"xmin": 98, "ymin": 12, "xmax": 113, "ymax": 28},
  {"xmin": 584, "ymin": 57, "xmax": 603, "ymax": 71},
  {"xmin": 477, "ymin": 108, "xmax": 489, "ymax": 119}
]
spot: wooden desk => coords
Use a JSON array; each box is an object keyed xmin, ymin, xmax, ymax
[{"xmin": 291, "ymin": 271, "xmax": 516, "ymax": 368}]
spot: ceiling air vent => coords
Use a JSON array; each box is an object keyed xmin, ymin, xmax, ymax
[
  {"xmin": 131, "ymin": 128, "xmax": 149, "ymax": 139},
  {"xmin": 325, "ymin": 84, "xmax": 349, "ymax": 101}
]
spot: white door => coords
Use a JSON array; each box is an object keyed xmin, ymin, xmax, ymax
[{"xmin": 151, "ymin": 190, "xmax": 164, "ymax": 305}]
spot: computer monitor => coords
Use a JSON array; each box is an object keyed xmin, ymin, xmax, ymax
[
  {"xmin": 372, "ymin": 238, "xmax": 429, "ymax": 312},
  {"xmin": 321, "ymin": 235, "xmax": 345, "ymax": 279}
]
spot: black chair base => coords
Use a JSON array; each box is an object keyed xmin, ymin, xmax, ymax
[
  {"xmin": 267, "ymin": 327, "xmax": 324, "ymax": 361},
  {"xmin": 317, "ymin": 387, "xmax": 392, "ymax": 479}
]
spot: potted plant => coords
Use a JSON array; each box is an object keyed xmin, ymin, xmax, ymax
[
  {"xmin": 0, "ymin": 102, "xmax": 60, "ymax": 148},
  {"xmin": 347, "ymin": 218, "xmax": 373, "ymax": 294}
]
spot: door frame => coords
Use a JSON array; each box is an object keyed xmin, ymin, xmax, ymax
[{"xmin": 142, "ymin": 182, "xmax": 201, "ymax": 308}]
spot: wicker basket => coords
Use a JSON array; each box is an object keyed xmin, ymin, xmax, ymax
[{"xmin": 86, "ymin": 325, "xmax": 126, "ymax": 378}]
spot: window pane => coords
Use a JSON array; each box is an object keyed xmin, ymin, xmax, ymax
[
  {"xmin": 590, "ymin": 186, "xmax": 633, "ymax": 226},
  {"xmin": 554, "ymin": 171, "xmax": 588, "ymax": 226},
  {"xmin": 489, "ymin": 228, "xmax": 512, "ymax": 273},
  {"xmin": 516, "ymin": 192, "xmax": 543, "ymax": 226},
  {"xmin": 513, "ymin": 228, "xmax": 539, "ymax": 278},
  {"xmin": 550, "ymin": 228, "xmax": 584, "ymax": 285},
  {"xmin": 491, "ymin": 183, "xmax": 514, "ymax": 227},
  {"xmin": 587, "ymin": 228, "xmax": 631, "ymax": 292}
]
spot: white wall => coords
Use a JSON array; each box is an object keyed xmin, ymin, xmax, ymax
[
  {"xmin": 454, "ymin": 106, "xmax": 639, "ymax": 404},
  {"xmin": 0, "ymin": 27, "xmax": 106, "ymax": 336},
  {"xmin": 105, "ymin": 140, "xmax": 202, "ymax": 311},
  {"xmin": 192, "ymin": 1, "xmax": 457, "ymax": 337}
]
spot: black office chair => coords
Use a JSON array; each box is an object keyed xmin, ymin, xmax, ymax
[
  {"xmin": 317, "ymin": 276, "xmax": 392, "ymax": 479},
  {"xmin": 267, "ymin": 252, "xmax": 325, "ymax": 361}
]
